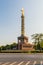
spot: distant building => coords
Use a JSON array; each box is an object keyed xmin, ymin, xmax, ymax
[{"xmin": 17, "ymin": 8, "xmax": 34, "ymax": 50}]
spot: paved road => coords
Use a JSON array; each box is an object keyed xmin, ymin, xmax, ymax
[
  {"xmin": 0, "ymin": 53, "xmax": 43, "ymax": 65},
  {"xmin": 0, "ymin": 61, "xmax": 43, "ymax": 65}
]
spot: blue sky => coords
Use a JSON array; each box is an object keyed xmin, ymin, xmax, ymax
[{"xmin": 0, "ymin": 0, "xmax": 43, "ymax": 45}]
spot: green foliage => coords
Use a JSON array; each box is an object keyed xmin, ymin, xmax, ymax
[
  {"xmin": 5, "ymin": 45, "xmax": 11, "ymax": 50},
  {"xmin": 0, "ymin": 42, "xmax": 17, "ymax": 50},
  {"xmin": 37, "ymin": 43, "xmax": 41, "ymax": 50},
  {"xmin": 0, "ymin": 50, "xmax": 43, "ymax": 53},
  {"xmin": 33, "ymin": 45, "xmax": 37, "ymax": 50},
  {"xmin": 40, "ymin": 40, "xmax": 43, "ymax": 48},
  {"xmin": 1, "ymin": 46, "xmax": 6, "ymax": 50},
  {"xmin": 0, "ymin": 50, "xmax": 29, "ymax": 53},
  {"xmin": 31, "ymin": 33, "xmax": 43, "ymax": 50}
]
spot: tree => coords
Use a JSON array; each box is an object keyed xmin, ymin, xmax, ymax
[
  {"xmin": 31, "ymin": 33, "xmax": 43, "ymax": 50},
  {"xmin": 31, "ymin": 33, "xmax": 38, "ymax": 45},
  {"xmin": 1, "ymin": 46, "xmax": 6, "ymax": 50},
  {"xmin": 40, "ymin": 40, "xmax": 43, "ymax": 50},
  {"xmin": 5, "ymin": 45, "xmax": 11, "ymax": 50},
  {"xmin": 10, "ymin": 42, "xmax": 17, "ymax": 50},
  {"xmin": 37, "ymin": 43, "xmax": 41, "ymax": 50},
  {"xmin": 0, "ymin": 42, "xmax": 17, "ymax": 50}
]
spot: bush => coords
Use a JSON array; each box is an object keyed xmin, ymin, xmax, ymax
[
  {"xmin": 0, "ymin": 50, "xmax": 29, "ymax": 53},
  {"xmin": 0, "ymin": 50, "xmax": 43, "ymax": 53}
]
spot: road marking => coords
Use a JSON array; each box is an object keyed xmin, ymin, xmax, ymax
[
  {"xmin": 18, "ymin": 61, "xmax": 24, "ymax": 65},
  {"xmin": 10, "ymin": 62, "xmax": 17, "ymax": 65},
  {"xmin": 33, "ymin": 61, "xmax": 36, "ymax": 65},
  {"xmin": 0, "ymin": 61, "xmax": 43, "ymax": 65},
  {"xmin": 40, "ymin": 61, "xmax": 43, "ymax": 65},
  {"xmin": 25, "ymin": 61, "xmax": 30, "ymax": 65},
  {"xmin": 2, "ymin": 62, "xmax": 10, "ymax": 65}
]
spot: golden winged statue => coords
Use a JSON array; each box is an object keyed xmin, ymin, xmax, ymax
[{"xmin": 21, "ymin": 8, "xmax": 24, "ymax": 16}]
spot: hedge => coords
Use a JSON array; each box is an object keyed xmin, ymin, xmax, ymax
[{"xmin": 0, "ymin": 50, "xmax": 43, "ymax": 53}]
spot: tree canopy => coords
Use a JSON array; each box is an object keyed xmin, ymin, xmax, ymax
[
  {"xmin": 31, "ymin": 33, "xmax": 43, "ymax": 50},
  {"xmin": 0, "ymin": 42, "xmax": 17, "ymax": 50}
]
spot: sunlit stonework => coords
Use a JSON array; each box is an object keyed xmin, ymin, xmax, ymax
[{"xmin": 17, "ymin": 8, "xmax": 34, "ymax": 50}]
